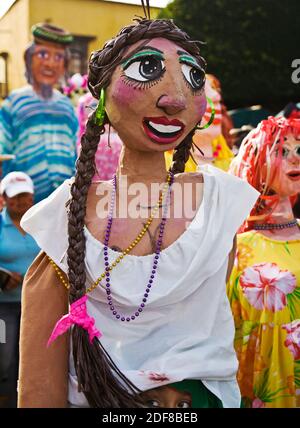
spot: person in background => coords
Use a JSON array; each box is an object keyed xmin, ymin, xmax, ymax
[
  {"xmin": 140, "ymin": 380, "xmax": 222, "ymax": 408},
  {"xmin": 0, "ymin": 23, "xmax": 78, "ymax": 203},
  {"xmin": 0, "ymin": 154, "xmax": 15, "ymax": 211},
  {"xmin": 0, "ymin": 172, "xmax": 40, "ymax": 407},
  {"xmin": 227, "ymin": 116, "xmax": 300, "ymax": 408}
]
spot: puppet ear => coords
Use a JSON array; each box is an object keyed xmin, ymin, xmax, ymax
[{"xmin": 141, "ymin": 0, "xmax": 151, "ymax": 20}]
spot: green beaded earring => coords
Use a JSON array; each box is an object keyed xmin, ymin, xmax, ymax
[
  {"xmin": 196, "ymin": 96, "xmax": 215, "ymax": 130},
  {"xmin": 94, "ymin": 88, "xmax": 106, "ymax": 127}
]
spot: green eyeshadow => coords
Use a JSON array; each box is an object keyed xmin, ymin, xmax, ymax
[
  {"xmin": 179, "ymin": 55, "xmax": 199, "ymax": 67},
  {"xmin": 122, "ymin": 50, "xmax": 165, "ymax": 69}
]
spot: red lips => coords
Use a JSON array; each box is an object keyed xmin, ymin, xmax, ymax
[
  {"xmin": 287, "ymin": 170, "xmax": 300, "ymax": 181},
  {"xmin": 143, "ymin": 116, "xmax": 185, "ymax": 144}
]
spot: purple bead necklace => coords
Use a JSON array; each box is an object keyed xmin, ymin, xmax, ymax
[{"xmin": 103, "ymin": 172, "xmax": 174, "ymax": 322}]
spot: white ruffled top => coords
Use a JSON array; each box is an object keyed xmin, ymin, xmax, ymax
[{"xmin": 21, "ymin": 164, "xmax": 259, "ymax": 408}]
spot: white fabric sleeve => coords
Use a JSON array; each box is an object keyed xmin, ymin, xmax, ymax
[
  {"xmin": 21, "ymin": 179, "xmax": 73, "ymax": 272},
  {"xmin": 199, "ymin": 164, "xmax": 260, "ymax": 236},
  {"xmin": 190, "ymin": 164, "xmax": 260, "ymax": 281}
]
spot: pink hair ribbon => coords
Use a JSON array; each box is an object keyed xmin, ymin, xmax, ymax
[{"xmin": 47, "ymin": 295, "xmax": 102, "ymax": 347}]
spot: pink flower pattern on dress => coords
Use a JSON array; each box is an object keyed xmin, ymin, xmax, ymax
[
  {"xmin": 252, "ymin": 398, "xmax": 266, "ymax": 408},
  {"xmin": 283, "ymin": 320, "xmax": 300, "ymax": 360},
  {"xmin": 240, "ymin": 262, "xmax": 296, "ymax": 312}
]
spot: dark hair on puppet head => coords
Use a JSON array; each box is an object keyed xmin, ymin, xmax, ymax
[
  {"xmin": 88, "ymin": 18, "xmax": 206, "ymax": 99},
  {"xmin": 67, "ymin": 17, "xmax": 206, "ymax": 408}
]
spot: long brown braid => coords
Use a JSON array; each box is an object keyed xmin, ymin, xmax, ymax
[
  {"xmin": 67, "ymin": 18, "xmax": 206, "ymax": 408},
  {"xmin": 170, "ymin": 128, "xmax": 197, "ymax": 174}
]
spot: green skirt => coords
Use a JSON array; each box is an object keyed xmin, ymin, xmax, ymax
[{"xmin": 170, "ymin": 380, "xmax": 223, "ymax": 408}]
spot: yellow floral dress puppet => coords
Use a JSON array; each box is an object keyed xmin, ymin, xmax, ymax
[{"xmin": 227, "ymin": 116, "xmax": 300, "ymax": 408}]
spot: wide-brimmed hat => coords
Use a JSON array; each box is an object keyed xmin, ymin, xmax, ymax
[{"xmin": 31, "ymin": 23, "xmax": 73, "ymax": 46}]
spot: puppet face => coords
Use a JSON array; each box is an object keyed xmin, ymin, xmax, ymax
[
  {"xmin": 31, "ymin": 42, "xmax": 66, "ymax": 89},
  {"xmin": 105, "ymin": 38, "xmax": 206, "ymax": 152},
  {"xmin": 269, "ymin": 134, "xmax": 300, "ymax": 197},
  {"xmin": 140, "ymin": 385, "xmax": 192, "ymax": 408}
]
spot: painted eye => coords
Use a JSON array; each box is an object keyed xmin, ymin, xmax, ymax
[
  {"xmin": 54, "ymin": 53, "xmax": 64, "ymax": 62},
  {"xmin": 177, "ymin": 400, "xmax": 192, "ymax": 408},
  {"xmin": 37, "ymin": 50, "xmax": 49, "ymax": 60},
  {"xmin": 282, "ymin": 147, "xmax": 290, "ymax": 158},
  {"xmin": 181, "ymin": 63, "xmax": 205, "ymax": 90},
  {"xmin": 124, "ymin": 56, "xmax": 165, "ymax": 82},
  {"xmin": 145, "ymin": 399, "xmax": 160, "ymax": 408},
  {"xmin": 296, "ymin": 145, "xmax": 300, "ymax": 156}
]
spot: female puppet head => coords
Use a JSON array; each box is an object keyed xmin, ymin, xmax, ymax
[
  {"xmin": 230, "ymin": 116, "xmax": 300, "ymax": 230},
  {"xmin": 66, "ymin": 18, "xmax": 207, "ymax": 408},
  {"xmin": 87, "ymin": 18, "xmax": 207, "ymax": 170}
]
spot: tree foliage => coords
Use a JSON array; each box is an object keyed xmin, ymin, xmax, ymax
[{"xmin": 159, "ymin": 0, "xmax": 300, "ymax": 110}]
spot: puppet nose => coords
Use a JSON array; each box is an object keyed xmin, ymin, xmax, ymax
[
  {"xmin": 288, "ymin": 151, "xmax": 300, "ymax": 165},
  {"xmin": 156, "ymin": 94, "xmax": 187, "ymax": 115}
]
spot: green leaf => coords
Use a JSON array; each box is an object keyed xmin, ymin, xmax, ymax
[
  {"xmin": 232, "ymin": 273, "xmax": 241, "ymax": 300},
  {"xmin": 284, "ymin": 242, "xmax": 291, "ymax": 256}
]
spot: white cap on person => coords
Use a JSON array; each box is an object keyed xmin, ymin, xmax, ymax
[{"xmin": 0, "ymin": 172, "xmax": 34, "ymax": 197}]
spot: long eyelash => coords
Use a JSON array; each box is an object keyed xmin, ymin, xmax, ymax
[
  {"xmin": 182, "ymin": 75, "xmax": 204, "ymax": 96},
  {"xmin": 121, "ymin": 70, "xmax": 165, "ymax": 90}
]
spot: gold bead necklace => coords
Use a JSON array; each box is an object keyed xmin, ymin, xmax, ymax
[{"xmin": 49, "ymin": 173, "xmax": 172, "ymax": 293}]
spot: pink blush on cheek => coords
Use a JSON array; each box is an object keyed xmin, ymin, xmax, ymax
[
  {"xmin": 194, "ymin": 94, "xmax": 207, "ymax": 119},
  {"xmin": 111, "ymin": 78, "xmax": 142, "ymax": 106}
]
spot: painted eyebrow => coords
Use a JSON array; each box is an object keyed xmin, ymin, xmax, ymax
[
  {"xmin": 121, "ymin": 46, "xmax": 164, "ymax": 68},
  {"xmin": 177, "ymin": 50, "xmax": 200, "ymax": 66}
]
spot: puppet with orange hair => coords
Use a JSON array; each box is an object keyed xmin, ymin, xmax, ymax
[{"xmin": 227, "ymin": 116, "xmax": 300, "ymax": 408}]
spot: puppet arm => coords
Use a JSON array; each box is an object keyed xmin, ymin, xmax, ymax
[{"xmin": 18, "ymin": 252, "xmax": 69, "ymax": 408}]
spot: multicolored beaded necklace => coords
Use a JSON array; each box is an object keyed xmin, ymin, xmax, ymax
[
  {"xmin": 253, "ymin": 219, "xmax": 298, "ymax": 230},
  {"xmin": 48, "ymin": 172, "xmax": 173, "ymax": 293},
  {"xmin": 104, "ymin": 172, "xmax": 174, "ymax": 322}
]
